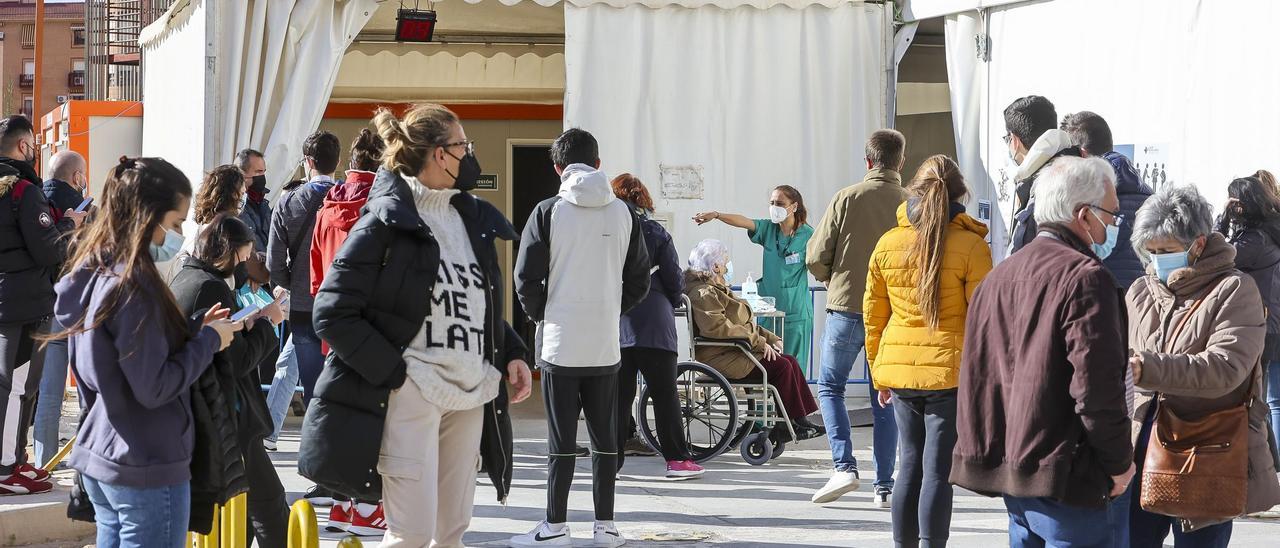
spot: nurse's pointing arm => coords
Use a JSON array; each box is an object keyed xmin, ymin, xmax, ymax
[{"xmin": 692, "ymin": 210, "xmax": 755, "ymax": 231}]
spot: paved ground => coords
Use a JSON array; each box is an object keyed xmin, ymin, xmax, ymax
[{"xmin": 259, "ymin": 384, "xmax": 1280, "ymax": 547}]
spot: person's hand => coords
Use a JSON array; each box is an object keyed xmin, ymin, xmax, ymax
[
  {"xmin": 878, "ymin": 389, "xmax": 893, "ymax": 407},
  {"xmin": 1129, "ymin": 355, "xmax": 1143, "ymax": 385},
  {"xmin": 1110, "ymin": 462, "xmax": 1136, "ymax": 498},
  {"xmin": 203, "ymin": 303, "xmax": 231, "ymax": 326},
  {"xmin": 761, "ymin": 343, "xmax": 780, "ymax": 362},
  {"xmin": 64, "ymin": 209, "xmax": 89, "ymax": 228},
  {"xmin": 772, "ymin": 340, "xmax": 784, "ymax": 353},
  {"xmin": 506, "ymin": 359, "xmax": 533, "ymax": 404},
  {"xmin": 692, "ymin": 211, "xmax": 720, "ymax": 225},
  {"xmin": 260, "ymin": 301, "xmax": 286, "ymax": 327},
  {"xmin": 272, "ymin": 286, "xmax": 288, "ymax": 300},
  {"xmin": 273, "ymin": 287, "xmax": 291, "ymax": 315}
]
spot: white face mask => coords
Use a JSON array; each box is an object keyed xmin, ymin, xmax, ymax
[{"xmin": 768, "ymin": 205, "xmax": 789, "ymax": 224}]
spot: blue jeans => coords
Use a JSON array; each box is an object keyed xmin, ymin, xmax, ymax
[
  {"xmin": 82, "ymin": 474, "xmax": 191, "ymax": 548},
  {"xmin": 264, "ymin": 330, "xmax": 299, "ymax": 442},
  {"xmin": 1267, "ymin": 360, "xmax": 1280, "ymax": 457},
  {"xmin": 1129, "ymin": 408, "xmax": 1233, "ymax": 548},
  {"xmin": 290, "ymin": 310, "xmax": 323, "ymax": 408},
  {"xmin": 33, "ymin": 316, "xmax": 68, "ymax": 466},
  {"xmin": 817, "ymin": 310, "xmax": 896, "ymax": 487},
  {"xmin": 1004, "ymin": 495, "xmax": 1127, "ymax": 548}
]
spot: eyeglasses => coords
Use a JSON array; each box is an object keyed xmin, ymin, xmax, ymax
[
  {"xmin": 1002, "ymin": 133, "xmax": 1013, "ymax": 145},
  {"xmin": 440, "ymin": 140, "xmax": 475, "ymax": 156},
  {"xmin": 1089, "ymin": 205, "xmax": 1126, "ymax": 227}
]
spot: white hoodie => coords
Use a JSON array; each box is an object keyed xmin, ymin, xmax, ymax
[{"xmin": 514, "ymin": 164, "xmax": 651, "ymax": 372}]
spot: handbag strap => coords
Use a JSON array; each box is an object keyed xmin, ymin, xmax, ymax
[{"xmin": 1159, "ymin": 274, "xmax": 1262, "ymax": 406}]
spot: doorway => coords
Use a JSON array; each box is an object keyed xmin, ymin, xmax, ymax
[{"xmin": 507, "ymin": 141, "xmax": 560, "ymax": 358}]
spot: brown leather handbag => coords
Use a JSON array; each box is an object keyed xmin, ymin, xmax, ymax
[{"xmin": 1139, "ymin": 283, "xmax": 1257, "ymax": 520}]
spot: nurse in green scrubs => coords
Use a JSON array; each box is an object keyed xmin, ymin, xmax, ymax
[{"xmin": 692, "ymin": 185, "xmax": 815, "ymax": 369}]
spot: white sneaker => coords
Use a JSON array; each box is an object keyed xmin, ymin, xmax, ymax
[
  {"xmin": 263, "ymin": 438, "xmax": 277, "ymax": 451},
  {"xmin": 594, "ymin": 521, "xmax": 626, "ymax": 547},
  {"xmin": 811, "ymin": 470, "xmax": 861, "ymax": 504},
  {"xmin": 509, "ymin": 521, "xmax": 572, "ymax": 547}
]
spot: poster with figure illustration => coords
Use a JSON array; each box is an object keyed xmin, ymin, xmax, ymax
[{"xmin": 1113, "ymin": 143, "xmax": 1172, "ymax": 191}]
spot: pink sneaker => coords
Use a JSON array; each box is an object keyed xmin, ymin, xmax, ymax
[{"xmin": 666, "ymin": 460, "xmax": 705, "ymax": 479}]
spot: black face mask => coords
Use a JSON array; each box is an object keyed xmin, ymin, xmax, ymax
[
  {"xmin": 250, "ymin": 174, "xmax": 268, "ymax": 192},
  {"xmin": 445, "ymin": 151, "xmax": 482, "ymax": 192}
]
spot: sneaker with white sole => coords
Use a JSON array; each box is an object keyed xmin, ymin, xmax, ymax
[
  {"xmin": 811, "ymin": 469, "xmax": 861, "ymax": 504},
  {"xmin": 665, "ymin": 460, "xmax": 704, "ymax": 479},
  {"xmin": 346, "ymin": 502, "xmax": 387, "ymax": 536},
  {"xmin": 875, "ymin": 485, "xmax": 892, "ymax": 508},
  {"xmin": 302, "ymin": 484, "xmax": 335, "ymax": 506},
  {"xmin": 594, "ymin": 521, "xmax": 626, "ymax": 547},
  {"xmin": 509, "ymin": 521, "xmax": 572, "ymax": 547},
  {"xmin": 15, "ymin": 463, "xmax": 51, "ymax": 482},
  {"xmin": 263, "ymin": 438, "xmax": 278, "ymax": 452},
  {"xmin": 324, "ymin": 500, "xmax": 352, "ymax": 532},
  {"xmin": 0, "ymin": 472, "xmax": 53, "ymax": 496}
]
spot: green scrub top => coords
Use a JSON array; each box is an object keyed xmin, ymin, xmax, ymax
[{"xmin": 749, "ymin": 219, "xmax": 814, "ymax": 321}]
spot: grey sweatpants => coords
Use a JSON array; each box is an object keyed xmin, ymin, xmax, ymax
[{"xmin": 0, "ymin": 318, "xmax": 50, "ymax": 475}]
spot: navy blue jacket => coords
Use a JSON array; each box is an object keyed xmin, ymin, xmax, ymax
[
  {"xmin": 620, "ymin": 209, "xmax": 682, "ymax": 354},
  {"xmin": 42, "ymin": 178, "xmax": 84, "ymax": 212},
  {"xmin": 1101, "ymin": 151, "xmax": 1153, "ymax": 290}
]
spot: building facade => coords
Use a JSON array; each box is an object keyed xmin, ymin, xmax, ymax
[{"xmin": 0, "ymin": 0, "xmax": 85, "ymax": 120}]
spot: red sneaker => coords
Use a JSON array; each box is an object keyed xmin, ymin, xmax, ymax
[
  {"xmin": 324, "ymin": 500, "xmax": 351, "ymax": 532},
  {"xmin": 0, "ymin": 472, "xmax": 53, "ymax": 495},
  {"xmin": 346, "ymin": 502, "xmax": 387, "ymax": 536},
  {"xmin": 16, "ymin": 463, "xmax": 51, "ymax": 482},
  {"xmin": 666, "ymin": 459, "xmax": 705, "ymax": 479}
]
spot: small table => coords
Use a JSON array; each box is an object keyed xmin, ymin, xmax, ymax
[{"xmin": 753, "ymin": 308, "xmax": 785, "ymax": 344}]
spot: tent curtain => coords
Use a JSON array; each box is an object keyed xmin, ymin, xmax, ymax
[
  {"xmin": 564, "ymin": 1, "xmax": 888, "ymax": 281},
  {"xmin": 943, "ymin": 0, "xmax": 1280, "ymax": 257},
  {"xmin": 216, "ymin": 0, "xmax": 378, "ymax": 192},
  {"xmin": 456, "ymin": 0, "xmax": 863, "ymax": 7}
]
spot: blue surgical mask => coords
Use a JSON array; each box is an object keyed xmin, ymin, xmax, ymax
[
  {"xmin": 149, "ymin": 228, "xmax": 184, "ymax": 262},
  {"xmin": 1089, "ymin": 209, "xmax": 1120, "ymax": 260},
  {"xmin": 1151, "ymin": 251, "xmax": 1189, "ymax": 283},
  {"xmin": 722, "ymin": 260, "xmax": 734, "ymax": 284}
]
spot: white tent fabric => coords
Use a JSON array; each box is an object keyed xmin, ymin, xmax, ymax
[
  {"xmin": 563, "ymin": 1, "xmax": 889, "ymax": 283},
  {"xmin": 455, "ymin": 0, "xmax": 859, "ymax": 6},
  {"xmin": 141, "ymin": 0, "xmax": 376, "ymax": 193},
  {"xmin": 943, "ymin": 0, "xmax": 1280, "ymax": 259}
]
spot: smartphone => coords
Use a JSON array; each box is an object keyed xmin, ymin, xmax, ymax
[
  {"xmin": 230, "ymin": 303, "xmax": 262, "ymax": 322},
  {"xmin": 75, "ymin": 197, "xmax": 93, "ymax": 213}
]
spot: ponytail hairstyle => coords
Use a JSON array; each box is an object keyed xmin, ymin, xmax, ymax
[
  {"xmin": 610, "ymin": 173, "xmax": 655, "ymax": 211},
  {"xmin": 371, "ymin": 104, "xmax": 459, "ymax": 176},
  {"xmin": 192, "ymin": 213, "xmax": 255, "ymax": 278},
  {"xmin": 1255, "ymin": 169, "xmax": 1277, "ymax": 195},
  {"xmin": 193, "ymin": 164, "xmax": 245, "ymax": 224},
  {"xmin": 51, "ymin": 156, "xmax": 193, "ymax": 344},
  {"xmin": 773, "ymin": 185, "xmax": 808, "ymax": 227},
  {"xmin": 906, "ymin": 154, "xmax": 969, "ymax": 331},
  {"xmin": 348, "ymin": 127, "xmax": 386, "ymax": 173}
]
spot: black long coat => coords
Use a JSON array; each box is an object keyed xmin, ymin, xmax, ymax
[{"xmin": 298, "ymin": 168, "xmax": 527, "ymax": 502}]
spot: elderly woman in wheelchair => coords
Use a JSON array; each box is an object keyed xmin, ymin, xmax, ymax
[{"xmin": 683, "ymin": 239, "xmax": 824, "ymax": 441}]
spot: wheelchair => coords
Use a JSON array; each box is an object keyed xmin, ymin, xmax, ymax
[{"xmin": 634, "ymin": 295, "xmax": 798, "ymax": 466}]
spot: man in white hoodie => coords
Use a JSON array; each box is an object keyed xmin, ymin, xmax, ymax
[
  {"xmin": 1003, "ymin": 95, "xmax": 1083, "ymax": 254},
  {"xmin": 511, "ymin": 128, "xmax": 651, "ymax": 547}
]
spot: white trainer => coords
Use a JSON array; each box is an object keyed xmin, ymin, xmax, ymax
[
  {"xmin": 811, "ymin": 470, "xmax": 861, "ymax": 504},
  {"xmin": 593, "ymin": 521, "xmax": 626, "ymax": 547},
  {"xmin": 509, "ymin": 521, "xmax": 572, "ymax": 547}
]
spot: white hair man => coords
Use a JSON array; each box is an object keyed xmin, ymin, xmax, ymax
[{"xmin": 952, "ymin": 156, "xmax": 1135, "ymax": 547}]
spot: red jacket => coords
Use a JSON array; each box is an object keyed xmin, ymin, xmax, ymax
[{"xmin": 309, "ymin": 170, "xmax": 376, "ymax": 296}]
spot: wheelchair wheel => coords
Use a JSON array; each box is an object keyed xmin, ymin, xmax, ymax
[
  {"xmin": 740, "ymin": 431, "xmax": 773, "ymax": 466},
  {"xmin": 637, "ymin": 361, "xmax": 739, "ymax": 464}
]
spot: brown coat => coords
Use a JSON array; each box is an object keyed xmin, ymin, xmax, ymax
[
  {"xmin": 952, "ymin": 225, "xmax": 1132, "ymax": 508},
  {"xmin": 806, "ymin": 168, "xmax": 908, "ymax": 314},
  {"xmin": 684, "ymin": 270, "xmax": 781, "ymax": 379},
  {"xmin": 1126, "ymin": 232, "xmax": 1280, "ymax": 530}
]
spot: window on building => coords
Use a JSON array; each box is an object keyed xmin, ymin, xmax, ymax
[
  {"xmin": 22, "ymin": 97, "xmax": 33, "ymax": 119},
  {"xmin": 22, "ymin": 60, "xmax": 35, "ymax": 76},
  {"xmin": 20, "ymin": 24, "xmax": 34, "ymax": 48},
  {"xmin": 72, "ymin": 27, "xmax": 85, "ymax": 47},
  {"xmin": 69, "ymin": 93, "xmax": 85, "ymax": 101},
  {"xmin": 73, "ymin": 59, "xmax": 86, "ymax": 72}
]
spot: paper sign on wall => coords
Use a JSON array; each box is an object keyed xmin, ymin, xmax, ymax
[
  {"xmin": 475, "ymin": 174, "xmax": 499, "ymax": 191},
  {"xmin": 659, "ymin": 164, "xmax": 705, "ymax": 200}
]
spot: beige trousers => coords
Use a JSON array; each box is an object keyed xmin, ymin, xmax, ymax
[{"xmin": 377, "ymin": 380, "xmax": 485, "ymax": 548}]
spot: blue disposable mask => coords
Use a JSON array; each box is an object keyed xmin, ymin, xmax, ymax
[
  {"xmin": 150, "ymin": 228, "xmax": 185, "ymax": 263},
  {"xmin": 722, "ymin": 261, "xmax": 734, "ymax": 285},
  {"xmin": 1151, "ymin": 251, "xmax": 1189, "ymax": 283},
  {"xmin": 1089, "ymin": 209, "xmax": 1120, "ymax": 260}
]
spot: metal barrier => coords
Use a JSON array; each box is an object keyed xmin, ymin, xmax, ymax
[
  {"xmin": 41, "ymin": 434, "xmax": 75, "ymax": 471},
  {"xmin": 287, "ymin": 499, "xmax": 364, "ymax": 548},
  {"xmin": 187, "ymin": 493, "xmax": 246, "ymax": 548}
]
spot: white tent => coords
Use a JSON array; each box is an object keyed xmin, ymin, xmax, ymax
[
  {"xmin": 564, "ymin": 0, "xmax": 893, "ymax": 281},
  {"xmin": 907, "ymin": 0, "xmax": 1280, "ymax": 257}
]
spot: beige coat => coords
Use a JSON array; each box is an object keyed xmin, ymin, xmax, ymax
[
  {"xmin": 806, "ymin": 168, "xmax": 908, "ymax": 314},
  {"xmin": 684, "ymin": 270, "xmax": 781, "ymax": 379},
  {"xmin": 1126, "ymin": 233, "xmax": 1280, "ymax": 531}
]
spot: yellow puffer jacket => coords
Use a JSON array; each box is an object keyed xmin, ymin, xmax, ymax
[{"xmin": 864, "ymin": 202, "xmax": 992, "ymax": 390}]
